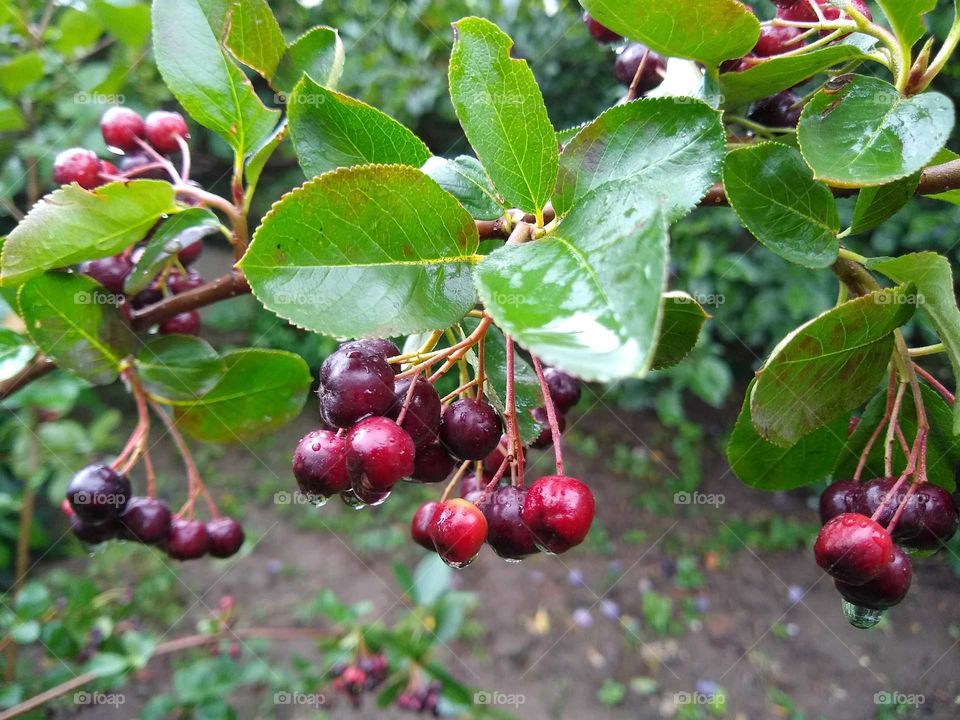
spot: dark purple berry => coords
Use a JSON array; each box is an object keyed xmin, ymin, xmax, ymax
[
  {"xmin": 66, "ymin": 464, "xmax": 131, "ymax": 524},
  {"xmin": 159, "ymin": 310, "xmax": 201, "ymax": 335},
  {"xmin": 483, "ymin": 485, "xmax": 539, "ymax": 560},
  {"xmin": 118, "ymin": 496, "xmax": 171, "ymax": 544},
  {"xmin": 614, "ymin": 43, "xmax": 665, "ymax": 93},
  {"xmin": 749, "ymin": 90, "xmax": 802, "ymax": 128},
  {"xmin": 80, "ymin": 255, "xmax": 132, "ymax": 294},
  {"xmin": 292, "ymin": 429, "xmax": 351, "ymax": 499},
  {"xmin": 165, "ymin": 518, "xmax": 209, "ymax": 560},
  {"xmin": 386, "ymin": 378, "xmax": 441, "ymax": 444},
  {"xmin": 318, "ymin": 347, "xmax": 395, "ymax": 428},
  {"xmin": 206, "ymin": 517, "xmax": 245, "ymax": 558},
  {"xmin": 895, "ymin": 484, "xmax": 959, "ymax": 550},
  {"xmin": 819, "ymin": 480, "xmax": 863, "ymax": 525},
  {"xmin": 70, "ymin": 514, "xmax": 117, "ymax": 544},
  {"xmin": 439, "ymin": 398, "xmax": 503, "ymax": 461},
  {"xmin": 544, "ymin": 368, "xmax": 581, "ymax": 413},
  {"xmin": 835, "ymin": 545, "xmax": 912, "ymax": 609},
  {"xmin": 168, "ymin": 271, "xmax": 204, "ymax": 294},
  {"xmin": 529, "ymin": 407, "xmax": 566, "ymax": 450},
  {"xmin": 411, "ymin": 441, "xmax": 456, "ymax": 483},
  {"xmin": 583, "ymin": 12, "xmax": 621, "ymax": 43},
  {"xmin": 118, "ymin": 151, "xmax": 167, "ymax": 180}
]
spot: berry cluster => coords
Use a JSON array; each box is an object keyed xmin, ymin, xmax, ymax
[
  {"xmin": 54, "ymin": 105, "xmax": 205, "ymax": 335},
  {"xmin": 330, "ymin": 653, "xmax": 389, "ymax": 708},
  {"xmin": 396, "ymin": 681, "xmax": 442, "ymax": 715},
  {"xmin": 582, "ymin": 13, "xmax": 666, "ymax": 97},
  {"xmin": 293, "ymin": 338, "xmax": 595, "ymax": 568},
  {"xmin": 816, "ymin": 477, "xmax": 958, "ymax": 620},
  {"xmin": 62, "ymin": 463, "xmax": 245, "ymax": 561}
]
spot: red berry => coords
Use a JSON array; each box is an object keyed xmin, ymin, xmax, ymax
[
  {"xmin": 529, "ymin": 407, "xmax": 566, "ymax": 450},
  {"xmin": 411, "ymin": 501, "xmax": 440, "ymax": 550},
  {"xmin": 178, "ymin": 239, "xmax": 203, "ymax": 266},
  {"xmin": 521, "ymin": 475, "xmax": 595, "ymax": 554},
  {"xmin": 293, "ymin": 429, "xmax": 351, "ymax": 500},
  {"xmin": 835, "ymin": 545, "xmax": 912, "ymax": 609},
  {"xmin": 168, "ymin": 270, "xmax": 204, "ymax": 294},
  {"xmin": 483, "ymin": 485, "xmax": 539, "ymax": 560},
  {"xmin": 66, "ymin": 464, "xmax": 131, "ymax": 525},
  {"xmin": 318, "ymin": 346, "xmax": 395, "ymax": 429},
  {"xmin": 145, "ymin": 110, "xmax": 189, "ymax": 154},
  {"xmin": 778, "ymin": 0, "xmax": 819, "ymax": 22},
  {"xmin": 206, "ymin": 517, "xmax": 245, "ymax": 558},
  {"xmin": 410, "ymin": 441, "xmax": 456, "ymax": 483},
  {"xmin": 80, "ymin": 254, "xmax": 132, "ymax": 294},
  {"xmin": 346, "ymin": 416, "xmax": 415, "ymax": 491},
  {"xmin": 753, "ymin": 25, "xmax": 803, "ymax": 57},
  {"xmin": 339, "ymin": 338, "xmax": 400, "ymax": 369},
  {"xmin": 386, "ymin": 378, "xmax": 442, "ymax": 445},
  {"xmin": 99, "ymin": 160, "xmax": 119, "ymax": 178},
  {"xmin": 614, "ymin": 43, "xmax": 665, "ymax": 93},
  {"xmin": 100, "ymin": 107, "xmax": 145, "ymax": 152},
  {"xmin": 544, "ymin": 368, "xmax": 581, "ymax": 413},
  {"xmin": 159, "ymin": 310, "xmax": 201, "ymax": 336},
  {"xmin": 118, "ymin": 496, "xmax": 171, "ymax": 544},
  {"xmin": 165, "ymin": 518, "xmax": 209, "ymax": 560},
  {"xmin": 819, "ymin": 480, "xmax": 863, "ymax": 525},
  {"xmin": 814, "ymin": 513, "xmax": 894, "ymax": 585},
  {"xmin": 439, "ymin": 398, "xmax": 503, "ymax": 461},
  {"xmin": 53, "ymin": 148, "xmax": 103, "ymax": 189},
  {"xmin": 582, "ymin": 12, "xmax": 621, "ymax": 43},
  {"xmin": 428, "ymin": 498, "xmax": 488, "ymax": 567}
]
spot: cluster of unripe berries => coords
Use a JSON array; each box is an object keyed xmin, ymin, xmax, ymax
[
  {"xmin": 329, "ymin": 654, "xmax": 389, "ymax": 708},
  {"xmin": 53, "ymin": 106, "xmax": 206, "ymax": 335},
  {"xmin": 63, "ymin": 463, "xmax": 245, "ymax": 561},
  {"xmin": 292, "ymin": 338, "xmax": 595, "ymax": 567},
  {"xmin": 815, "ymin": 477, "xmax": 959, "ymax": 617},
  {"xmin": 581, "ymin": 13, "xmax": 666, "ymax": 97}
]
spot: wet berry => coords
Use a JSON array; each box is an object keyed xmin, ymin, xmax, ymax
[
  {"xmin": 544, "ymin": 368, "xmax": 581, "ymax": 413},
  {"xmin": 529, "ymin": 407, "xmax": 566, "ymax": 449},
  {"xmin": 814, "ymin": 513, "xmax": 894, "ymax": 585},
  {"xmin": 318, "ymin": 346, "xmax": 395, "ymax": 428},
  {"xmin": 483, "ymin": 485, "xmax": 539, "ymax": 560},
  {"xmin": 292, "ymin": 429, "xmax": 351, "ymax": 499},
  {"xmin": 411, "ymin": 441, "xmax": 456, "ymax": 483},
  {"xmin": 819, "ymin": 479, "xmax": 863, "ymax": 525},
  {"xmin": 100, "ymin": 107, "xmax": 145, "ymax": 152},
  {"xmin": 80, "ymin": 254, "xmax": 132, "ymax": 294},
  {"xmin": 439, "ymin": 398, "xmax": 503, "ymax": 461},
  {"xmin": 521, "ymin": 475, "xmax": 595, "ymax": 554},
  {"xmin": 159, "ymin": 310, "xmax": 201, "ymax": 335},
  {"xmin": 165, "ymin": 518, "xmax": 209, "ymax": 560},
  {"xmin": 835, "ymin": 545, "xmax": 912, "ymax": 609},
  {"xmin": 346, "ymin": 416, "xmax": 415, "ymax": 491},
  {"xmin": 145, "ymin": 110, "xmax": 189, "ymax": 153},
  {"xmin": 411, "ymin": 501, "xmax": 440, "ymax": 550},
  {"xmin": 386, "ymin": 378, "xmax": 442, "ymax": 444},
  {"xmin": 53, "ymin": 148, "xmax": 103, "ymax": 189},
  {"xmin": 583, "ymin": 12, "xmax": 621, "ymax": 43},
  {"xmin": 614, "ymin": 43, "xmax": 665, "ymax": 93},
  {"xmin": 429, "ymin": 498, "xmax": 488, "ymax": 567}
]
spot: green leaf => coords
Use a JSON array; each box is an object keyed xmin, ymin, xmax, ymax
[
  {"xmin": 223, "ymin": 0, "xmax": 286, "ymax": 79},
  {"xmin": 83, "ymin": 652, "xmax": 130, "ymax": 679},
  {"xmin": 411, "ymin": 554, "xmax": 453, "ymax": 605},
  {"xmin": 124, "ymin": 209, "xmax": 223, "ymax": 294},
  {"xmin": 849, "ymin": 172, "xmax": 920, "ymax": 234},
  {"xmin": 554, "ymin": 98, "xmax": 724, "ymax": 221},
  {"xmin": 750, "ymin": 284, "xmax": 916, "ymax": 446},
  {"xmin": 876, "ymin": 0, "xmax": 936, "ymax": 47},
  {"xmin": 0, "ymin": 100, "xmax": 25, "ymax": 132},
  {"xmin": 835, "ymin": 383, "xmax": 959, "ymax": 491},
  {"xmin": 240, "ymin": 165, "xmax": 480, "ymax": 338},
  {"xmin": 464, "ymin": 320, "xmax": 543, "ymax": 444},
  {"xmin": 421, "ymin": 156, "xmax": 503, "ymax": 221},
  {"xmin": 89, "ymin": 0, "xmax": 151, "ymax": 48},
  {"xmin": 448, "ymin": 17, "xmax": 557, "ymax": 215},
  {"xmin": 475, "ymin": 190, "xmax": 668, "ymax": 382},
  {"xmin": 797, "ymin": 75, "xmax": 954, "ymax": 188},
  {"xmin": 244, "ymin": 121, "xmax": 287, "ymax": 200},
  {"xmin": 10, "ymin": 621, "xmax": 40, "ymax": 644},
  {"xmin": 288, "ymin": 77, "xmax": 431, "ymax": 177},
  {"xmin": 136, "ymin": 335, "xmax": 226, "ymax": 402},
  {"xmin": 273, "ymin": 26, "xmax": 344, "ymax": 94},
  {"xmin": 869, "ymin": 252, "xmax": 960, "ymax": 433},
  {"xmin": 580, "ymin": 0, "xmax": 759, "ymax": 66},
  {"xmin": 172, "ymin": 349, "xmax": 310, "ymax": 442},
  {"xmin": 18, "ymin": 273, "xmax": 132, "ymax": 385},
  {"xmin": 651, "ymin": 292, "xmax": 708, "ymax": 370},
  {"xmin": 0, "ymin": 181, "xmax": 179, "ymax": 287},
  {"xmin": 719, "ymin": 41, "xmax": 871, "ymax": 107},
  {"xmin": 0, "ymin": 329, "xmax": 36, "ymax": 383},
  {"xmin": 0, "ymin": 53, "xmax": 45, "ymax": 96},
  {"xmin": 728, "ymin": 379, "xmax": 847, "ymax": 490},
  {"xmin": 723, "ymin": 142, "xmax": 839, "ymax": 268},
  {"xmin": 152, "ymin": 0, "xmax": 280, "ymax": 156}
]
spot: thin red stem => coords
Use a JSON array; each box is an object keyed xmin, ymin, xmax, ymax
[
  {"xmin": 853, "ymin": 369, "xmax": 897, "ymax": 482},
  {"xmin": 530, "ymin": 354, "xmax": 564, "ymax": 476},
  {"xmin": 150, "ymin": 400, "xmax": 219, "ymax": 518},
  {"xmin": 913, "ymin": 363, "xmax": 954, "ymax": 404},
  {"xmin": 504, "ymin": 335, "xmax": 525, "ymax": 486},
  {"xmin": 395, "ymin": 373, "xmax": 420, "ymax": 426}
]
